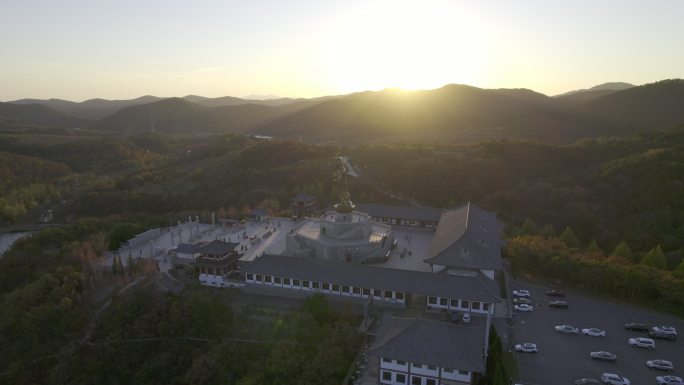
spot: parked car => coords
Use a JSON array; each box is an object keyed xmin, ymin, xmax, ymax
[
  {"xmin": 575, "ymin": 379, "xmax": 600, "ymax": 385},
  {"xmin": 657, "ymin": 376, "xmax": 684, "ymax": 385},
  {"xmin": 515, "ymin": 304, "xmax": 534, "ymax": 312},
  {"xmin": 590, "ymin": 351, "xmax": 617, "ymax": 362},
  {"xmin": 555, "ymin": 324, "xmax": 579, "ymax": 334},
  {"xmin": 624, "ymin": 322, "xmax": 649, "ymax": 332},
  {"xmin": 582, "ymin": 328, "xmax": 606, "ymax": 337},
  {"xmin": 462, "ymin": 313, "xmax": 471, "ymax": 324},
  {"xmin": 548, "ymin": 300, "xmax": 569, "ymax": 309},
  {"xmin": 546, "ymin": 289, "xmax": 565, "ymax": 297},
  {"xmin": 600, "ymin": 373, "xmax": 630, "ymax": 385},
  {"xmin": 513, "ymin": 297, "xmax": 532, "ymax": 304},
  {"xmin": 515, "ymin": 342, "xmax": 538, "ymax": 353},
  {"xmin": 650, "ymin": 329, "xmax": 677, "ymax": 341},
  {"xmin": 627, "ymin": 337, "xmax": 655, "ymax": 349},
  {"xmin": 652, "ymin": 326, "xmax": 678, "ymax": 336},
  {"xmin": 512, "ymin": 289, "xmax": 531, "ymax": 297},
  {"xmin": 647, "ymin": 359, "xmax": 675, "ymax": 372}
]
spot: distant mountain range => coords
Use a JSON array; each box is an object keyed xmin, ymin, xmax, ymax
[{"xmin": 2, "ymin": 79, "xmax": 684, "ymax": 144}]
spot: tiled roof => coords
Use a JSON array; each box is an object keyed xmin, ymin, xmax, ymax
[{"xmin": 368, "ymin": 315, "xmax": 486, "ymax": 372}]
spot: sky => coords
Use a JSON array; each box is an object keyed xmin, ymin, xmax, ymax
[{"xmin": 1, "ymin": 0, "xmax": 683, "ymax": 101}]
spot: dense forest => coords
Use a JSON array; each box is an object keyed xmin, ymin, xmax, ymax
[{"xmin": 2, "ymin": 119, "xmax": 684, "ymax": 382}]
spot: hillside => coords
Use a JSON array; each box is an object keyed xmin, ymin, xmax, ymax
[
  {"xmin": 574, "ymin": 79, "xmax": 684, "ymax": 130},
  {"xmin": 10, "ymin": 95, "xmax": 165, "ymax": 119},
  {"xmin": 0, "ymin": 102, "xmax": 87, "ymax": 128},
  {"xmin": 253, "ymin": 85, "xmax": 625, "ymax": 144}
]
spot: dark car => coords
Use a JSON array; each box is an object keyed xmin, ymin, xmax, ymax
[
  {"xmin": 546, "ymin": 289, "xmax": 565, "ymax": 297},
  {"xmin": 624, "ymin": 323, "xmax": 649, "ymax": 332},
  {"xmin": 548, "ymin": 300, "xmax": 568, "ymax": 309},
  {"xmin": 650, "ymin": 330, "xmax": 677, "ymax": 341}
]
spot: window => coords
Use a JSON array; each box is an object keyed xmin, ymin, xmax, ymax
[
  {"xmin": 396, "ymin": 373, "xmax": 406, "ymax": 384},
  {"xmin": 384, "ymin": 291, "xmax": 393, "ymax": 299},
  {"xmin": 382, "ymin": 371, "xmax": 392, "ymax": 381},
  {"xmin": 411, "ymin": 376, "xmax": 421, "ymax": 385},
  {"xmin": 472, "ymin": 301, "xmax": 480, "ymax": 310},
  {"xmin": 274, "ymin": 277, "xmax": 281, "ymax": 284},
  {"xmin": 302, "ymin": 280, "xmax": 309, "ymax": 288},
  {"xmin": 382, "ymin": 358, "xmax": 392, "ymax": 363},
  {"xmin": 373, "ymin": 289, "xmax": 382, "ymax": 297},
  {"xmin": 342, "ymin": 285, "xmax": 349, "ymax": 293},
  {"xmin": 426, "ymin": 379, "xmax": 436, "ymax": 385},
  {"xmin": 462, "ymin": 300, "xmax": 470, "ymax": 308},
  {"xmin": 283, "ymin": 278, "xmax": 290, "ymax": 285},
  {"xmin": 255, "ymin": 274, "xmax": 262, "ymax": 281},
  {"xmin": 264, "ymin": 276, "xmax": 272, "ymax": 283},
  {"xmin": 363, "ymin": 288, "xmax": 371, "ymax": 296},
  {"xmin": 458, "ymin": 370, "xmax": 469, "ymax": 375},
  {"xmin": 397, "ymin": 360, "xmax": 406, "ymax": 365},
  {"xmin": 246, "ymin": 273, "xmax": 254, "ymax": 280},
  {"xmin": 396, "ymin": 292, "xmax": 404, "ymax": 300},
  {"xmin": 439, "ymin": 298, "xmax": 447, "ymax": 306},
  {"xmin": 322, "ymin": 283, "xmax": 330, "ymax": 291},
  {"xmin": 332, "ymin": 284, "xmax": 340, "ymax": 292},
  {"xmin": 293, "ymin": 279, "xmax": 300, "ymax": 287},
  {"xmin": 483, "ymin": 303, "xmax": 490, "ymax": 311},
  {"xmin": 353, "ymin": 287, "xmax": 361, "ymax": 295},
  {"xmin": 428, "ymin": 296, "xmax": 437, "ymax": 305},
  {"xmin": 426, "ymin": 365, "xmax": 436, "ymax": 370},
  {"xmin": 450, "ymin": 298, "xmax": 458, "ymax": 307},
  {"xmin": 312, "ymin": 282, "xmax": 320, "ymax": 289}
]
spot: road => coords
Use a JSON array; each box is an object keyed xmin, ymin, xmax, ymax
[
  {"xmin": 511, "ymin": 280, "xmax": 683, "ymax": 385},
  {"xmin": 340, "ymin": 156, "xmax": 422, "ymax": 207}
]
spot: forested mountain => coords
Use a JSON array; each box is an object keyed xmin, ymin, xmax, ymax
[
  {"xmin": 0, "ymin": 102, "xmax": 86, "ymax": 128},
  {"xmin": 573, "ymin": 79, "xmax": 684, "ymax": 130},
  {"xmin": 10, "ymin": 95, "xmax": 165, "ymax": 119},
  {"xmin": 5, "ymin": 79, "xmax": 684, "ymax": 144}
]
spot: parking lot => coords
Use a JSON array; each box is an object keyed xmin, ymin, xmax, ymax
[{"xmin": 511, "ymin": 280, "xmax": 683, "ymax": 385}]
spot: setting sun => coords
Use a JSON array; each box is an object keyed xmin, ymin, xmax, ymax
[{"xmin": 325, "ymin": 1, "xmax": 487, "ymax": 92}]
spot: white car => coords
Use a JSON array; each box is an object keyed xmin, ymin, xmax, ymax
[
  {"xmin": 600, "ymin": 373, "xmax": 630, "ymax": 385},
  {"xmin": 653, "ymin": 326, "xmax": 678, "ymax": 336},
  {"xmin": 515, "ymin": 342, "xmax": 538, "ymax": 353},
  {"xmin": 628, "ymin": 337, "xmax": 655, "ymax": 349},
  {"xmin": 647, "ymin": 359, "xmax": 675, "ymax": 372},
  {"xmin": 657, "ymin": 376, "xmax": 684, "ymax": 385},
  {"xmin": 582, "ymin": 328, "xmax": 606, "ymax": 337},
  {"xmin": 555, "ymin": 324, "xmax": 579, "ymax": 334},
  {"xmin": 512, "ymin": 289, "xmax": 531, "ymax": 297},
  {"xmin": 515, "ymin": 304, "xmax": 534, "ymax": 312}
]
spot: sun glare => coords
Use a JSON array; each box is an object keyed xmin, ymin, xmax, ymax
[{"xmin": 326, "ymin": 1, "xmax": 487, "ymax": 93}]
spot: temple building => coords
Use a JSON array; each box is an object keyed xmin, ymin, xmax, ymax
[
  {"xmin": 424, "ymin": 202, "xmax": 504, "ymax": 280},
  {"xmin": 369, "ymin": 315, "xmax": 487, "ymax": 385},
  {"xmin": 290, "ymin": 193, "xmax": 318, "ymax": 218},
  {"xmin": 196, "ymin": 240, "xmax": 241, "ymax": 287}
]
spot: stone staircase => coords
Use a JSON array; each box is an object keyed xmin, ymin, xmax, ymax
[{"xmin": 405, "ymin": 293, "xmax": 426, "ymax": 317}]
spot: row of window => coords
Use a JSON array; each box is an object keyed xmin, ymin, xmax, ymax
[
  {"xmin": 381, "ymin": 370, "xmax": 469, "ymax": 385},
  {"xmin": 199, "ymin": 266, "xmax": 229, "ymax": 275},
  {"xmin": 245, "ymin": 273, "xmax": 406, "ymax": 301},
  {"xmin": 381, "ymin": 359, "xmax": 468, "ymax": 376},
  {"xmin": 427, "ymin": 296, "xmax": 490, "ymax": 312}
]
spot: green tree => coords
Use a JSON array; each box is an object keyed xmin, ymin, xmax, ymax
[
  {"xmin": 539, "ymin": 224, "xmax": 555, "ymax": 238},
  {"xmin": 585, "ymin": 240, "xmax": 602, "ymax": 255},
  {"xmin": 674, "ymin": 258, "xmax": 684, "ymax": 279},
  {"xmin": 520, "ymin": 218, "xmax": 537, "ymax": 235},
  {"xmin": 641, "ymin": 245, "xmax": 667, "ymax": 269},
  {"xmin": 560, "ymin": 226, "xmax": 580, "ymax": 249},
  {"xmin": 610, "ymin": 241, "xmax": 632, "ymax": 261}
]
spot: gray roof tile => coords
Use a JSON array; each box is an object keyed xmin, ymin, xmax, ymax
[
  {"xmin": 243, "ymin": 254, "xmax": 501, "ymax": 303},
  {"xmin": 424, "ymin": 203, "xmax": 503, "ymax": 270},
  {"xmin": 368, "ymin": 315, "xmax": 486, "ymax": 372}
]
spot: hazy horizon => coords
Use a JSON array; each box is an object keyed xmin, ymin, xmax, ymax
[{"xmin": 2, "ymin": 0, "xmax": 683, "ymax": 101}]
